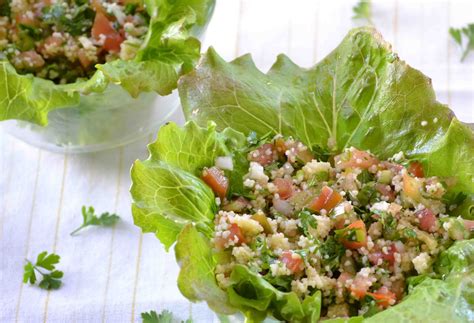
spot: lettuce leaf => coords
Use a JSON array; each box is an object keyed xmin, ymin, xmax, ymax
[
  {"xmin": 365, "ymin": 273, "xmax": 473, "ymax": 322},
  {"xmin": 175, "ymin": 224, "xmax": 235, "ymax": 314},
  {"xmin": 132, "ymin": 121, "xmax": 474, "ymax": 322},
  {"xmin": 0, "ymin": 0, "xmax": 215, "ymax": 126},
  {"xmin": 179, "ymin": 27, "xmax": 474, "ymax": 217},
  {"xmin": 175, "ymin": 226, "xmax": 322, "ymax": 322},
  {"xmin": 132, "ymin": 27, "xmax": 474, "ymax": 321},
  {"xmin": 364, "ymin": 240, "xmax": 474, "ymax": 323},
  {"xmin": 435, "ymin": 239, "xmax": 474, "ymax": 276},
  {"xmin": 0, "ymin": 63, "xmax": 81, "ymax": 125},
  {"xmin": 227, "ymin": 265, "xmax": 321, "ymax": 322},
  {"xmin": 131, "ymin": 121, "xmax": 248, "ymax": 250},
  {"xmin": 130, "ymin": 161, "xmax": 216, "ymax": 249}
]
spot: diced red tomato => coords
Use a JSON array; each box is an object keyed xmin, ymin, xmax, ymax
[
  {"xmin": 309, "ymin": 186, "xmax": 343, "ymax": 213},
  {"xmin": 274, "ymin": 178, "xmax": 294, "ymax": 200},
  {"xmin": 37, "ymin": 35, "xmax": 64, "ymax": 58},
  {"xmin": 368, "ymin": 251, "xmax": 383, "ymax": 266},
  {"xmin": 103, "ymin": 33, "xmax": 124, "ymax": 52},
  {"xmin": 416, "ymin": 208, "xmax": 437, "ymax": 233},
  {"xmin": 337, "ymin": 272, "xmax": 353, "ymax": 287},
  {"xmin": 408, "ymin": 161, "xmax": 424, "ymax": 178},
  {"xmin": 367, "ymin": 287, "xmax": 397, "ymax": 308},
  {"xmin": 92, "ymin": 12, "xmax": 114, "ymax": 38},
  {"xmin": 78, "ymin": 49, "xmax": 93, "ymax": 68},
  {"xmin": 44, "ymin": 35, "xmax": 64, "ymax": 48},
  {"xmin": 380, "ymin": 161, "xmax": 403, "ymax": 172},
  {"xmin": 281, "ymin": 251, "xmax": 304, "ymax": 273},
  {"xmin": 16, "ymin": 51, "xmax": 45, "ymax": 69},
  {"xmin": 339, "ymin": 220, "xmax": 367, "ymax": 249},
  {"xmin": 248, "ymin": 143, "xmax": 277, "ymax": 166},
  {"xmin": 350, "ymin": 287, "xmax": 367, "ymax": 299},
  {"xmin": 202, "ymin": 167, "xmax": 229, "ymax": 200},
  {"xmin": 214, "ymin": 223, "xmax": 245, "ymax": 249},
  {"xmin": 229, "ymin": 223, "xmax": 245, "ymax": 244},
  {"xmin": 375, "ymin": 183, "xmax": 395, "ymax": 202},
  {"xmin": 15, "ymin": 13, "xmax": 39, "ymax": 27},
  {"xmin": 335, "ymin": 149, "xmax": 379, "ymax": 170},
  {"xmin": 91, "ymin": 12, "xmax": 124, "ymax": 52},
  {"xmin": 349, "ymin": 275, "xmax": 372, "ymax": 299},
  {"xmin": 368, "ymin": 244, "xmax": 397, "ymax": 266}
]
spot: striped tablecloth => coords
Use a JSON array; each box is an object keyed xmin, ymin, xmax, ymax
[{"xmin": 1, "ymin": 0, "xmax": 473, "ymax": 322}]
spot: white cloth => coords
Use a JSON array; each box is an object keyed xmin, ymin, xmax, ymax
[{"xmin": 1, "ymin": 0, "xmax": 473, "ymax": 322}]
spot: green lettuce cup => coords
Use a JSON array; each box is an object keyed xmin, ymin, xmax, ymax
[
  {"xmin": 0, "ymin": 0, "xmax": 215, "ymax": 152},
  {"xmin": 131, "ymin": 27, "xmax": 474, "ymax": 322}
]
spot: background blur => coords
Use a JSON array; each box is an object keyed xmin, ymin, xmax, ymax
[
  {"xmin": 207, "ymin": 0, "xmax": 473, "ymax": 123},
  {"xmin": 1, "ymin": 0, "xmax": 473, "ymax": 322}
]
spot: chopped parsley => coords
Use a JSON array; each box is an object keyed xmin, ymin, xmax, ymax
[
  {"xmin": 319, "ymin": 236, "xmax": 345, "ymax": 270},
  {"xmin": 298, "ymin": 210, "xmax": 318, "ymax": 237},
  {"xmin": 70, "ymin": 206, "xmax": 120, "ymax": 236},
  {"xmin": 23, "ymin": 251, "xmax": 63, "ymax": 290},
  {"xmin": 357, "ymin": 182, "xmax": 377, "ymax": 206},
  {"xmin": 449, "ymin": 24, "xmax": 474, "ymax": 61},
  {"xmin": 352, "ymin": 0, "xmax": 373, "ymax": 25}
]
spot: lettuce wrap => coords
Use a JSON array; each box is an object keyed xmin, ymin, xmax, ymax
[
  {"xmin": 131, "ymin": 27, "xmax": 474, "ymax": 322},
  {"xmin": 0, "ymin": 0, "xmax": 215, "ymax": 126}
]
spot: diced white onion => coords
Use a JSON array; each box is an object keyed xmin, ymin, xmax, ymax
[
  {"xmin": 273, "ymin": 198, "xmax": 293, "ymax": 216},
  {"xmin": 216, "ymin": 156, "xmax": 233, "ymax": 171}
]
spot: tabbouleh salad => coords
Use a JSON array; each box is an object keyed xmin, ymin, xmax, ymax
[
  {"xmin": 0, "ymin": 0, "xmax": 149, "ymax": 83},
  {"xmin": 201, "ymin": 135, "xmax": 474, "ymax": 319}
]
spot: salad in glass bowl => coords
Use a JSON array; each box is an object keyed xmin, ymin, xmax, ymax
[
  {"xmin": 130, "ymin": 28, "xmax": 474, "ymax": 322},
  {"xmin": 0, "ymin": 0, "xmax": 215, "ymax": 152}
]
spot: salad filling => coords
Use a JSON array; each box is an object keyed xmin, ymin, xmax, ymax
[
  {"xmin": 0, "ymin": 0, "xmax": 149, "ymax": 83},
  {"xmin": 202, "ymin": 135, "xmax": 473, "ymax": 319}
]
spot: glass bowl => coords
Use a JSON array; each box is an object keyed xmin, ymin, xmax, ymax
[
  {"xmin": 2, "ymin": 85, "xmax": 179, "ymax": 153},
  {"xmin": 1, "ymin": 1, "xmax": 215, "ymax": 154}
]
